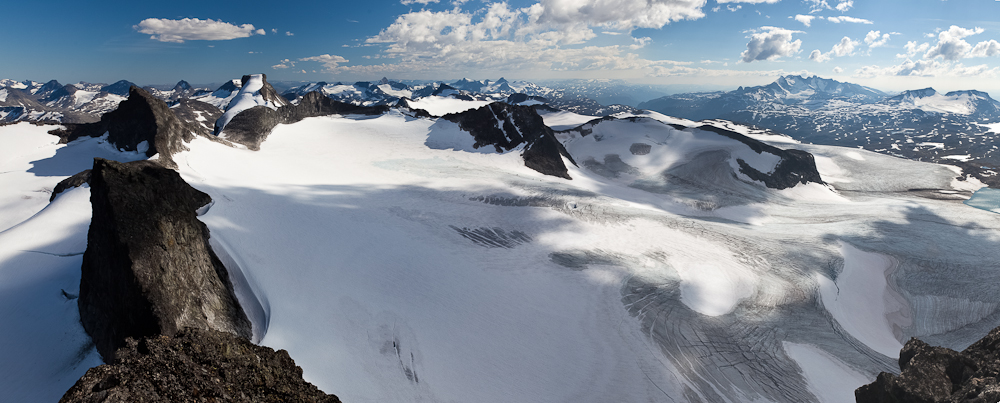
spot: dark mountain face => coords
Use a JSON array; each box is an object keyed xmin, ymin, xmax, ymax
[
  {"xmin": 442, "ymin": 102, "xmax": 577, "ymax": 179},
  {"xmin": 173, "ymin": 80, "xmax": 191, "ymax": 91},
  {"xmin": 100, "ymin": 80, "xmax": 138, "ymax": 96}
]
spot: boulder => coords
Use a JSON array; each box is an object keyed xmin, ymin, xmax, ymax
[
  {"xmin": 60, "ymin": 328, "xmax": 340, "ymax": 403},
  {"xmin": 79, "ymin": 158, "xmax": 251, "ymax": 362}
]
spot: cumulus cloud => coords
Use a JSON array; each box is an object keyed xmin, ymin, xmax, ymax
[
  {"xmin": 864, "ymin": 30, "xmax": 891, "ymax": 48},
  {"xmin": 855, "ymin": 58, "xmax": 997, "ymax": 78},
  {"xmin": 630, "ymin": 36, "xmax": 652, "ymax": 49},
  {"xmin": 716, "ymin": 0, "xmax": 779, "ymax": 3},
  {"xmin": 833, "ymin": 66, "xmax": 843, "ymax": 73},
  {"xmin": 536, "ymin": 0, "xmax": 708, "ymax": 31},
  {"xmin": 925, "ymin": 25, "xmax": 984, "ymax": 61},
  {"xmin": 330, "ymin": 0, "xmax": 708, "ymax": 76},
  {"xmin": 897, "ymin": 40, "xmax": 930, "ymax": 58},
  {"xmin": 792, "ymin": 14, "xmax": 817, "ymax": 27},
  {"xmin": 272, "ymin": 58, "xmax": 295, "ymax": 69},
  {"xmin": 134, "ymin": 18, "xmax": 265, "ymax": 43},
  {"xmin": 400, "ymin": 0, "xmax": 439, "ymax": 4},
  {"xmin": 835, "ymin": 0, "xmax": 853, "ymax": 11},
  {"xmin": 809, "ymin": 36, "xmax": 858, "ymax": 62},
  {"xmin": 970, "ymin": 40, "xmax": 1000, "ymax": 58},
  {"xmin": 825, "ymin": 16, "xmax": 872, "ymax": 24},
  {"xmin": 300, "ymin": 54, "xmax": 350, "ymax": 70},
  {"xmin": 740, "ymin": 27, "xmax": 802, "ymax": 63}
]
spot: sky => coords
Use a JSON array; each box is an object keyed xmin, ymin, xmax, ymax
[{"xmin": 4, "ymin": 0, "xmax": 1000, "ymax": 94}]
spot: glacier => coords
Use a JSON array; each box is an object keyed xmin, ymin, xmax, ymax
[{"xmin": 2, "ymin": 98, "xmax": 1000, "ymax": 402}]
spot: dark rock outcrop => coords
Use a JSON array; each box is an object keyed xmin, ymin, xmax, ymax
[
  {"xmin": 50, "ymin": 169, "xmax": 92, "ymax": 201},
  {"xmin": 222, "ymin": 106, "xmax": 282, "ymax": 150},
  {"xmin": 856, "ymin": 327, "xmax": 1000, "ymax": 403},
  {"xmin": 442, "ymin": 102, "xmax": 577, "ymax": 179},
  {"xmin": 282, "ymin": 91, "xmax": 389, "ymax": 124},
  {"xmin": 80, "ymin": 158, "xmax": 251, "ymax": 362},
  {"xmin": 170, "ymin": 98, "xmax": 223, "ymax": 136},
  {"xmin": 48, "ymin": 86, "xmax": 200, "ymax": 168},
  {"xmin": 696, "ymin": 124, "xmax": 824, "ymax": 189},
  {"xmin": 60, "ymin": 328, "xmax": 340, "ymax": 403},
  {"xmin": 218, "ymin": 88, "xmax": 389, "ymax": 150}
]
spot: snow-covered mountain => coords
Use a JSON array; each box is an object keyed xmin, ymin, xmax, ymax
[
  {"xmin": 3, "ymin": 74, "xmax": 1000, "ymax": 401},
  {"xmin": 639, "ymin": 75, "xmax": 1000, "ymax": 185}
]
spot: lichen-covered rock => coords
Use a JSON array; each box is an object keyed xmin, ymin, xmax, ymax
[
  {"xmin": 59, "ymin": 328, "xmax": 340, "ymax": 403},
  {"xmin": 856, "ymin": 327, "xmax": 1000, "ymax": 403},
  {"xmin": 79, "ymin": 158, "xmax": 251, "ymax": 362}
]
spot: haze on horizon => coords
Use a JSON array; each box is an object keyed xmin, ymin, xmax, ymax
[{"xmin": 4, "ymin": 0, "xmax": 1000, "ymax": 95}]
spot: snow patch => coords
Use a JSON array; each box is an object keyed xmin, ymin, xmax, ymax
[
  {"xmin": 817, "ymin": 243, "xmax": 908, "ymax": 358},
  {"xmin": 406, "ymin": 96, "xmax": 491, "ymax": 116},
  {"xmin": 783, "ymin": 342, "xmax": 872, "ymax": 403}
]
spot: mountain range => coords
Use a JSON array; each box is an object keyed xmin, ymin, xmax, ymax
[{"xmin": 640, "ymin": 75, "xmax": 1000, "ymax": 184}]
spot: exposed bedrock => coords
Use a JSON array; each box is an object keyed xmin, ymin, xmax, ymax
[
  {"xmin": 856, "ymin": 327, "xmax": 1000, "ymax": 403},
  {"xmin": 442, "ymin": 102, "xmax": 577, "ymax": 179},
  {"xmin": 60, "ymin": 328, "xmax": 341, "ymax": 403},
  {"xmin": 696, "ymin": 124, "xmax": 824, "ymax": 189},
  {"xmin": 47, "ymin": 86, "xmax": 199, "ymax": 168},
  {"xmin": 218, "ymin": 84, "xmax": 389, "ymax": 150},
  {"xmin": 79, "ymin": 158, "xmax": 251, "ymax": 362}
]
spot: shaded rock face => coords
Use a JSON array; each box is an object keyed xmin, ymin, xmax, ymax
[
  {"xmin": 219, "ymin": 90, "xmax": 389, "ymax": 150},
  {"xmin": 48, "ymin": 86, "xmax": 199, "ymax": 168},
  {"xmin": 50, "ymin": 169, "xmax": 92, "ymax": 201},
  {"xmin": 79, "ymin": 158, "xmax": 251, "ymax": 362},
  {"xmin": 60, "ymin": 328, "xmax": 340, "ymax": 403},
  {"xmin": 170, "ymin": 98, "xmax": 223, "ymax": 136},
  {"xmin": 856, "ymin": 327, "xmax": 1000, "ymax": 403},
  {"xmin": 442, "ymin": 102, "xmax": 577, "ymax": 179},
  {"xmin": 696, "ymin": 125, "xmax": 824, "ymax": 189},
  {"xmin": 282, "ymin": 91, "xmax": 389, "ymax": 123},
  {"xmin": 221, "ymin": 105, "xmax": 282, "ymax": 150}
]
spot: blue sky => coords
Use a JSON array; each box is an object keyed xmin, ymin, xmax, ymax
[{"xmin": 4, "ymin": 0, "xmax": 1000, "ymax": 93}]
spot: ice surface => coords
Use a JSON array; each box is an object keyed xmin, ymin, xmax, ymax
[
  {"xmin": 7, "ymin": 110, "xmax": 1000, "ymax": 402},
  {"xmin": 817, "ymin": 243, "xmax": 907, "ymax": 358},
  {"xmin": 405, "ymin": 96, "xmax": 491, "ymax": 116}
]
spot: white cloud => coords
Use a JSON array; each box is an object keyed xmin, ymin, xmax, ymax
[
  {"xmin": 272, "ymin": 58, "xmax": 296, "ymax": 69},
  {"xmin": 825, "ymin": 15, "xmax": 872, "ymax": 24},
  {"xmin": 833, "ymin": 66, "xmax": 843, "ymax": 73},
  {"xmin": 134, "ymin": 18, "xmax": 266, "ymax": 43},
  {"xmin": 792, "ymin": 14, "xmax": 817, "ymax": 27},
  {"xmin": 716, "ymin": 0, "xmax": 779, "ymax": 3},
  {"xmin": 286, "ymin": 31, "xmax": 294, "ymax": 36},
  {"xmin": 897, "ymin": 40, "xmax": 930, "ymax": 58},
  {"xmin": 300, "ymin": 54, "xmax": 350, "ymax": 70},
  {"xmin": 650, "ymin": 65, "xmax": 811, "ymax": 78},
  {"xmin": 740, "ymin": 26, "xmax": 802, "ymax": 63},
  {"xmin": 727, "ymin": 5, "xmax": 742, "ymax": 11},
  {"xmin": 855, "ymin": 58, "xmax": 998, "ymax": 78},
  {"xmin": 925, "ymin": 25, "xmax": 984, "ymax": 61},
  {"xmin": 271, "ymin": 28, "xmax": 277, "ymax": 34},
  {"xmin": 970, "ymin": 40, "xmax": 1000, "ymax": 57},
  {"xmin": 400, "ymin": 0, "xmax": 439, "ymax": 4},
  {"xmin": 630, "ymin": 36, "xmax": 652, "ymax": 49},
  {"xmin": 810, "ymin": 36, "xmax": 858, "ymax": 62},
  {"xmin": 536, "ymin": 0, "xmax": 708, "ymax": 31},
  {"xmin": 835, "ymin": 0, "xmax": 853, "ymax": 11},
  {"xmin": 335, "ymin": 0, "xmax": 708, "ymax": 76},
  {"xmin": 809, "ymin": 50, "xmax": 830, "ymax": 62},
  {"xmin": 804, "ymin": 0, "xmax": 831, "ymax": 12},
  {"xmin": 864, "ymin": 30, "xmax": 890, "ymax": 48}
]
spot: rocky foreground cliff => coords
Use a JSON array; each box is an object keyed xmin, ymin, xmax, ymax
[
  {"xmin": 856, "ymin": 326, "xmax": 1000, "ymax": 402},
  {"xmin": 63, "ymin": 158, "xmax": 339, "ymax": 402}
]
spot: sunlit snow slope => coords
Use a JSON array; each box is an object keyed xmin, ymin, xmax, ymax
[{"xmin": 3, "ymin": 106, "xmax": 1000, "ymax": 402}]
